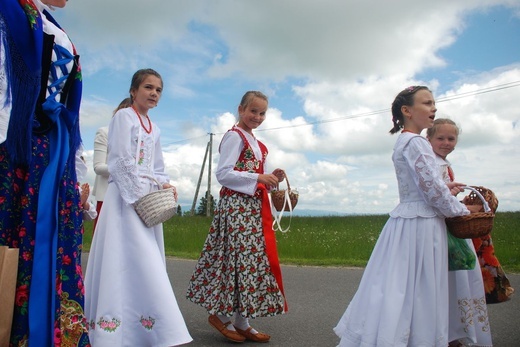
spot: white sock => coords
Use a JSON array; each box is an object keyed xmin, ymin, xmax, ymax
[
  {"xmin": 217, "ymin": 314, "xmax": 236, "ymax": 331},
  {"xmin": 233, "ymin": 312, "xmax": 258, "ymax": 334}
]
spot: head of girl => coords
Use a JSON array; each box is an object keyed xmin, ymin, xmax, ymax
[
  {"xmin": 237, "ymin": 91, "xmax": 268, "ymax": 134},
  {"xmin": 389, "ymin": 86, "xmax": 437, "ymax": 134},
  {"xmin": 426, "ymin": 118, "xmax": 459, "ymax": 159},
  {"xmin": 129, "ymin": 68, "xmax": 163, "ymax": 115}
]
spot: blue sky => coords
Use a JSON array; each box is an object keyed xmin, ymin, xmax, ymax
[{"xmin": 53, "ymin": 0, "xmax": 520, "ymax": 215}]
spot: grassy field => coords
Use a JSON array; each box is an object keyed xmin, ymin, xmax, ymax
[{"xmin": 82, "ymin": 212, "xmax": 520, "ymax": 273}]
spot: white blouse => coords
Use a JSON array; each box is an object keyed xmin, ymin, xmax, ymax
[
  {"xmin": 389, "ymin": 133, "xmax": 469, "ymax": 219},
  {"xmin": 107, "ymin": 107, "xmax": 169, "ymax": 205}
]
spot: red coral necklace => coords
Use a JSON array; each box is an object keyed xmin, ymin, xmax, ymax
[{"xmin": 132, "ymin": 105, "xmax": 152, "ymax": 134}]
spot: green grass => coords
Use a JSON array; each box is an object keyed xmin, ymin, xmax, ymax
[{"xmin": 82, "ymin": 212, "xmax": 520, "ymax": 273}]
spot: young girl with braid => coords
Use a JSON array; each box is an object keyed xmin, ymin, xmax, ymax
[
  {"xmin": 187, "ymin": 91, "xmax": 287, "ymax": 343},
  {"xmin": 334, "ymin": 86, "xmax": 479, "ymax": 346}
]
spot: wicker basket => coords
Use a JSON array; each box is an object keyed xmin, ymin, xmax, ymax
[
  {"xmin": 446, "ymin": 186, "xmax": 497, "ymax": 239},
  {"xmin": 134, "ymin": 179, "xmax": 177, "ymax": 228},
  {"xmin": 271, "ymin": 173, "xmax": 298, "ymax": 212}
]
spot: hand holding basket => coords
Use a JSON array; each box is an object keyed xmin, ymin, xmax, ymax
[
  {"xmin": 134, "ymin": 178, "xmax": 177, "ymax": 228},
  {"xmin": 446, "ymin": 186, "xmax": 497, "ymax": 239},
  {"xmin": 271, "ymin": 173, "xmax": 298, "ymax": 212}
]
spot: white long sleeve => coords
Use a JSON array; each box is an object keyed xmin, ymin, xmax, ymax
[{"xmin": 215, "ymin": 129, "xmax": 260, "ymax": 196}]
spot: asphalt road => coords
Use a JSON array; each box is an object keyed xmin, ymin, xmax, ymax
[{"xmin": 84, "ymin": 255, "xmax": 519, "ymax": 346}]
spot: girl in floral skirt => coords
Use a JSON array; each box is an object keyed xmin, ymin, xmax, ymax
[{"xmin": 187, "ymin": 91, "xmax": 287, "ymax": 343}]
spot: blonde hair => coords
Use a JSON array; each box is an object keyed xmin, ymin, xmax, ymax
[
  {"xmin": 426, "ymin": 118, "xmax": 459, "ymax": 138},
  {"xmin": 239, "ymin": 91, "xmax": 268, "ymax": 109}
]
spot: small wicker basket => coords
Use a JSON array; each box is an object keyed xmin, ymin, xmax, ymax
[
  {"xmin": 271, "ymin": 173, "xmax": 298, "ymax": 212},
  {"xmin": 134, "ymin": 179, "xmax": 177, "ymax": 228},
  {"xmin": 446, "ymin": 186, "xmax": 497, "ymax": 239}
]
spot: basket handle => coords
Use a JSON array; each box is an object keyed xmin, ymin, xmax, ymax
[
  {"xmin": 462, "ymin": 186, "xmax": 491, "ymax": 213},
  {"xmin": 268, "ymin": 191, "xmax": 293, "ymax": 233},
  {"xmin": 276, "ymin": 172, "xmax": 291, "ymax": 191},
  {"xmin": 270, "ymin": 172, "xmax": 294, "ymax": 233},
  {"xmin": 140, "ymin": 174, "xmax": 164, "ymax": 189}
]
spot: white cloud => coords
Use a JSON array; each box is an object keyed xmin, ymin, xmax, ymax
[{"xmin": 62, "ymin": 0, "xmax": 520, "ymax": 214}]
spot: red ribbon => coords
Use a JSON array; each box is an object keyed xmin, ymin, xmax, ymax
[
  {"xmin": 258, "ymin": 183, "xmax": 288, "ymax": 312},
  {"xmin": 447, "ymin": 165, "xmax": 455, "ymax": 182}
]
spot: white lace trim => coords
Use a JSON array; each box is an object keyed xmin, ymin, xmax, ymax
[
  {"xmin": 391, "ymin": 134, "xmax": 469, "ymax": 219},
  {"xmin": 112, "ymin": 157, "xmax": 143, "ymax": 204}
]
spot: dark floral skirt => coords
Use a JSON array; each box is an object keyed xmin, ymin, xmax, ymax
[
  {"xmin": 186, "ymin": 194, "xmax": 284, "ymax": 318},
  {"xmin": 0, "ymin": 134, "xmax": 90, "ymax": 346}
]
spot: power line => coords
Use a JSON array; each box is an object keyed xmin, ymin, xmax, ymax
[
  {"xmin": 169, "ymin": 80, "xmax": 520, "ymax": 141},
  {"xmin": 256, "ymin": 80, "xmax": 520, "ymax": 133}
]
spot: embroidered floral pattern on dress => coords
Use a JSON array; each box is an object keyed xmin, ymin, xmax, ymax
[
  {"xmin": 140, "ymin": 316, "xmax": 156, "ymax": 330},
  {"xmin": 236, "ymin": 147, "xmax": 260, "ymax": 172},
  {"xmin": 97, "ymin": 317, "xmax": 121, "ymax": 333},
  {"xmin": 138, "ymin": 140, "xmax": 145, "ymax": 165},
  {"xmin": 112, "ymin": 131, "xmax": 155, "ymax": 204},
  {"xmin": 456, "ymin": 297, "xmax": 491, "ymax": 333}
]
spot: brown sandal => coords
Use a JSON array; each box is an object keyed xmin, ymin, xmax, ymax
[
  {"xmin": 234, "ymin": 326, "xmax": 271, "ymax": 343},
  {"xmin": 208, "ymin": 315, "xmax": 246, "ymax": 343}
]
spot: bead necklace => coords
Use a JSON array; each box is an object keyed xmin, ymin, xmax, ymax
[{"xmin": 132, "ymin": 105, "xmax": 152, "ymax": 134}]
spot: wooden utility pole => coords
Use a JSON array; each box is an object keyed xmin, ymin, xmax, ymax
[
  {"xmin": 206, "ymin": 133, "xmax": 214, "ymax": 217},
  {"xmin": 191, "ymin": 141, "xmax": 209, "ymax": 215},
  {"xmin": 191, "ymin": 134, "xmax": 214, "ymax": 216}
]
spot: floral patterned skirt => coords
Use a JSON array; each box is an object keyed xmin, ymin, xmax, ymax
[
  {"xmin": 0, "ymin": 135, "xmax": 89, "ymax": 346},
  {"xmin": 186, "ymin": 193, "xmax": 285, "ymax": 318},
  {"xmin": 473, "ymin": 235, "xmax": 515, "ymax": 304}
]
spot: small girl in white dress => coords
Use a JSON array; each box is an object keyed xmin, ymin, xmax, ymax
[{"xmin": 427, "ymin": 118, "xmax": 492, "ymax": 347}]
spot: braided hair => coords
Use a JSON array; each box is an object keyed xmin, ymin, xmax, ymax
[{"xmin": 389, "ymin": 86, "xmax": 430, "ymax": 134}]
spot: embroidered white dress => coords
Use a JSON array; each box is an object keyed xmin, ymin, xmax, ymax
[
  {"xmin": 334, "ymin": 133, "xmax": 470, "ymax": 347},
  {"xmin": 85, "ymin": 108, "xmax": 192, "ymax": 346},
  {"xmin": 436, "ymin": 156, "xmax": 493, "ymax": 347}
]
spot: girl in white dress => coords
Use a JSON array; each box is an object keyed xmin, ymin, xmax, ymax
[
  {"xmin": 334, "ymin": 86, "xmax": 479, "ymax": 347},
  {"xmin": 427, "ymin": 119, "xmax": 492, "ymax": 347},
  {"xmin": 85, "ymin": 69, "xmax": 192, "ymax": 346}
]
